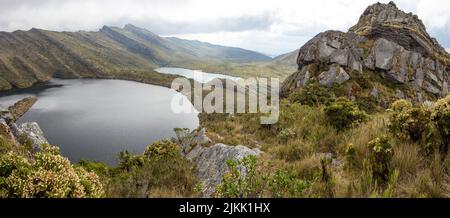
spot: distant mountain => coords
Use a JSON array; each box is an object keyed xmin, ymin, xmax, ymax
[
  {"xmin": 0, "ymin": 24, "xmax": 271, "ymax": 91},
  {"xmin": 272, "ymin": 49, "xmax": 299, "ymax": 67}
]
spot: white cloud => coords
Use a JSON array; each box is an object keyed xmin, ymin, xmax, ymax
[
  {"xmin": 167, "ymin": 30, "xmax": 310, "ymax": 55},
  {"xmin": 0, "ymin": 0, "xmax": 449, "ymax": 55}
]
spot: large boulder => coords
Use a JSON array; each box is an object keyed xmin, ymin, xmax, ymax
[
  {"xmin": 14, "ymin": 122, "xmax": 48, "ymax": 152},
  {"xmin": 319, "ymin": 64, "xmax": 350, "ymax": 86},
  {"xmin": 178, "ymin": 128, "xmax": 262, "ymax": 197},
  {"xmin": 185, "ymin": 143, "xmax": 261, "ymax": 197},
  {"xmin": 374, "ymin": 38, "xmax": 398, "ymax": 70}
]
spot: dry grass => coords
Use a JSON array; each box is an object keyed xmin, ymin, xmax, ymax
[{"xmin": 200, "ymin": 96, "xmax": 450, "ymax": 198}]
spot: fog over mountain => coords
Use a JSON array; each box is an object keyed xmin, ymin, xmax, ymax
[{"xmin": 0, "ymin": 0, "xmax": 449, "ymax": 55}]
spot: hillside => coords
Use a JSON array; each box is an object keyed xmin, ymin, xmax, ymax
[
  {"xmin": 198, "ymin": 1, "xmax": 450, "ymax": 198},
  {"xmin": 0, "ymin": 24, "xmax": 273, "ymax": 91},
  {"xmin": 1, "ymin": 2, "xmax": 450, "ymax": 199}
]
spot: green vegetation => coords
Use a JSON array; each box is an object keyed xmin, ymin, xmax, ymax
[
  {"xmin": 367, "ymin": 137, "xmax": 394, "ymax": 184},
  {"xmin": 324, "ymin": 97, "xmax": 368, "ymax": 131},
  {"xmin": 201, "ymin": 92, "xmax": 450, "ymax": 197},
  {"xmin": 96, "ymin": 140, "xmax": 198, "ymax": 198},
  {"xmin": 288, "ymin": 83, "xmax": 335, "ymax": 106},
  {"xmin": 0, "ymin": 143, "xmax": 104, "ymax": 198},
  {"xmin": 1, "ymin": 90, "xmax": 449, "ymax": 198},
  {"xmin": 215, "ymin": 155, "xmax": 311, "ymax": 198}
]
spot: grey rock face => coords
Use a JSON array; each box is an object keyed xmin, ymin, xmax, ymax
[
  {"xmin": 370, "ymin": 87, "xmax": 379, "ymax": 98},
  {"xmin": 282, "ymin": 2, "xmax": 450, "ymax": 103},
  {"xmin": 15, "ymin": 122, "xmax": 48, "ymax": 153},
  {"xmin": 423, "ymin": 81, "xmax": 441, "ymax": 95},
  {"xmin": 319, "ymin": 64, "xmax": 350, "ymax": 86},
  {"xmin": 330, "ymin": 48, "xmax": 349, "ymax": 66},
  {"xmin": 185, "ymin": 143, "xmax": 262, "ymax": 197},
  {"xmin": 0, "ymin": 97, "xmax": 47, "ymax": 152},
  {"xmin": 176, "ymin": 128, "xmax": 263, "ymax": 197},
  {"xmin": 374, "ymin": 38, "xmax": 398, "ymax": 70},
  {"xmin": 395, "ymin": 89, "xmax": 406, "ymax": 99}
]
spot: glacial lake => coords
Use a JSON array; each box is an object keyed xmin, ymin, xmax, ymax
[
  {"xmin": 0, "ymin": 79, "xmax": 199, "ymax": 165},
  {"xmin": 155, "ymin": 67, "xmax": 241, "ymax": 83}
]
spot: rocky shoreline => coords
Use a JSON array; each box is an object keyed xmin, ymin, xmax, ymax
[
  {"xmin": 0, "ymin": 96, "xmax": 261, "ymax": 197},
  {"xmin": 0, "ymin": 97, "xmax": 49, "ymax": 152}
]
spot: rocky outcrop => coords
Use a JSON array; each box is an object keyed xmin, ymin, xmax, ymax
[
  {"xmin": 8, "ymin": 96, "xmax": 37, "ymax": 122},
  {"xmin": 282, "ymin": 2, "xmax": 450, "ymax": 103},
  {"xmin": 177, "ymin": 128, "xmax": 262, "ymax": 197},
  {"xmin": 319, "ymin": 64, "xmax": 350, "ymax": 86},
  {"xmin": 15, "ymin": 122, "xmax": 48, "ymax": 152},
  {"xmin": 186, "ymin": 143, "xmax": 261, "ymax": 197},
  {"xmin": 0, "ymin": 97, "xmax": 48, "ymax": 152}
]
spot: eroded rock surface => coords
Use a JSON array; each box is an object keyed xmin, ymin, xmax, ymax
[
  {"xmin": 0, "ymin": 97, "xmax": 48, "ymax": 152},
  {"xmin": 178, "ymin": 128, "xmax": 262, "ymax": 197},
  {"xmin": 282, "ymin": 2, "xmax": 450, "ymax": 103}
]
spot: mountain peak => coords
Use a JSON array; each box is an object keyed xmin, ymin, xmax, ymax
[
  {"xmin": 282, "ymin": 2, "xmax": 450, "ymax": 105},
  {"xmin": 123, "ymin": 24, "xmax": 137, "ymax": 29},
  {"xmin": 350, "ymin": 1, "xmax": 426, "ymax": 37}
]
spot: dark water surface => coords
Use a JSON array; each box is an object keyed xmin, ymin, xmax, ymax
[{"xmin": 0, "ymin": 79, "xmax": 199, "ymax": 165}]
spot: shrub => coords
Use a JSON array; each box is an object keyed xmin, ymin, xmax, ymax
[
  {"xmin": 356, "ymin": 96, "xmax": 379, "ymax": 113},
  {"xmin": 0, "ymin": 149, "xmax": 104, "ymax": 198},
  {"xmin": 388, "ymin": 99, "xmax": 431, "ymax": 142},
  {"xmin": 324, "ymin": 97, "xmax": 367, "ymax": 131},
  {"xmin": 216, "ymin": 155, "xmax": 260, "ymax": 198},
  {"xmin": 143, "ymin": 140, "xmax": 180, "ymax": 161},
  {"xmin": 267, "ymin": 169, "xmax": 310, "ymax": 198},
  {"xmin": 275, "ymin": 141, "xmax": 314, "ymax": 162},
  {"xmin": 276, "ymin": 128, "xmax": 296, "ymax": 143},
  {"xmin": 107, "ymin": 140, "xmax": 198, "ymax": 198},
  {"xmin": 367, "ymin": 137, "xmax": 394, "ymax": 184},
  {"xmin": 431, "ymin": 95, "xmax": 450, "ymax": 156},
  {"xmin": 215, "ymin": 155, "xmax": 311, "ymax": 198},
  {"xmin": 344, "ymin": 144, "xmax": 357, "ymax": 169},
  {"xmin": 288, "ymin": 83, "xmax": 335, "ymax": 106}
]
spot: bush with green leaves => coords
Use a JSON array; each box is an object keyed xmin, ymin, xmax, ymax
[
  {"xmin": 431, "ymin": 95, "xmax": 450, "ymax": 156},
  {"xmin": 344, "ymin": 143, "xmax": 357, "ymax": 169},
  {"xmin": 288, "ymin": 83, "xmax": 335, "ymax": 106},
  {"xmin": 367, "ymin": 137, "xmax": 394, "ymax": 184},
  {"xmin": 143, "ymin": 139, "xmax": 180, "ymax": 161},
  {"xmin": 388, "ymin": 99, "xmax": 432, "ymax": 142},
  {"xmin": 276, "ymin": 128, "xmax": 296, "ymax": 143},
  {"xmin": 324, "ymin": 97, "xmax": 367, "ymax": 131},
  {"xmin": 107, "ymin": 140, "xmax": 198, "ymax": 197},
  {"xmin": 215, "ymin": 155, "xmax": 311, "ymax": 198},
  {"xmin": 0, "ymin": 147, "xmax": 104, "ymax": 198}
]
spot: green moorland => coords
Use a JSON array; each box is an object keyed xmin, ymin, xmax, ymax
[{"xmin": 1, "ymin": 76, "xmax": 450, "ymax": 198}]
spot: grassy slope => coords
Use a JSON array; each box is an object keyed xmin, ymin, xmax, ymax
[{"xmin": 199, "ymin": 99, "xmax": 450, "ymax": 197}]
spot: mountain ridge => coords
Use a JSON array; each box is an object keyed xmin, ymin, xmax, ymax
[{"xmin": 0, "ymin": 24, "xmax": 275, "ymax": 91}]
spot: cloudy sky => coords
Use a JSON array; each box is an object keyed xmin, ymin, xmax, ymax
[{"xmin": 0, "ymin": 0, "xmax": 449, "ymax": 55}]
